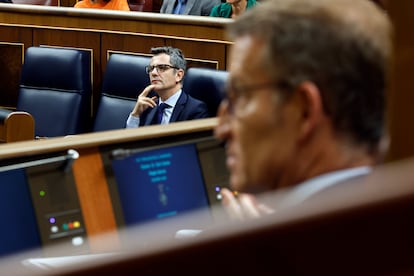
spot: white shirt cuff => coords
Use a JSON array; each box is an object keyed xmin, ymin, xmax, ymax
[{"xmin": 126, "ymin": 114, "xmax": 140, "ymax": 128}]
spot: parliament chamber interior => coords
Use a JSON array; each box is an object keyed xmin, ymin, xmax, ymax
[{"xmin": 2, "ymin": 0, "xmax": 414, "ymax": 274}]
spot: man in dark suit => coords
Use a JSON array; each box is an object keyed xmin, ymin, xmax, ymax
[
  {"xmin": 214, "ymin": 0, "xmax": 393, "ymax": 219},
  {"xmin": 126, "ymin": 46, "xmax": 209, "ymax": 128},
  {"xmin": 160, "ymin": 0, "xmax": 221, "ymax": 16}
]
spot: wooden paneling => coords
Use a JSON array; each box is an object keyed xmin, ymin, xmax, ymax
[
  {"xmin": 0, "ymin": 27, "xmax": 31, "ymax": 109},
  {"xmin": 101, "ymin": 33, "xmax": 164, "ymax": 53},
  {"xmin": 0, "ymin": 6, "xmax": 229, "ymax": 40},
  {"xmin": 386, "ymin": 0, "xmax": 414, "ymax": 161},
  {"xmin": 168, "ymin": 39, "xmax": 227, "ymax": 69},
  {"xmin": 73, "ymin": 147, "xmax": 120, "ymax": 252},
  {"xmin": 0, "ymin": 43, "xmax": 24, "ymax": 109},
  {"xmin": 100, "ymin": 32, "xmax": 164, "ymax": 62},
  {"xmin": 0, "ymin": 25, "xmax": 33, "ymax": 44},
  {"xmin": 152, "ymin": 0, "xmax": 162, "ymax": 12},
  {"xmin": 60, "ymin": 0, "xmax": 75, "ymax": 7}
]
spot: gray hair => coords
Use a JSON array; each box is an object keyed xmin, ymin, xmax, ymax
[
  {"xmin": 227, "ymin": 0, "xmax": 393, "ymax": 152},
  {"xmin": 150, "ymin": 46, "xmax": 187, "ymax": 71}
]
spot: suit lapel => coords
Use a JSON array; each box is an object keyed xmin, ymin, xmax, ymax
[
  {"xmin": 184, "ymin": 0, "xmax": 195, "ymax": 14},
  {"xmin": 167, "ymin": 0, "xmax": 176, "ymax": 13},
  {"xmin": 170, "ymin": 92, "xmax": 188, "ymax": 122},
  {"xmin": 145, "ymin": 107, "xmax": 158, "ymax": 125}
]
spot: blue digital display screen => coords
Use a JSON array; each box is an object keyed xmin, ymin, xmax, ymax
[
  {"xmin": 111, "ymin": 143, "xmax": 211, "ymax": 226},
  {"xmin": 0, "ymin": 168, "xmax": 41, "ymax": 256}
]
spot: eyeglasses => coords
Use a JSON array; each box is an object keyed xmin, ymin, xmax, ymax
[
  {"xmin": 145, "ymin": 64, "xmax": 178, "ymax": 74},
  {"xmin": 225, "ymin": 79, "xmax": 293, "ymax": 115}
]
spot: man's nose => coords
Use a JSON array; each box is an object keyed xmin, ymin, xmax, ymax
[{"xmin": 214, "ymin": 100, "xmax": 231, "ymax": 141}]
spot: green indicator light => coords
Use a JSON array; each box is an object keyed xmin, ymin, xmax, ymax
[{"xmin": 39, "ymin": 190, "xmax": 46, "ymax": 197}]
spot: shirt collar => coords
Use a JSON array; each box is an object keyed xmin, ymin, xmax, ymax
[
  {"xmin": 159, "ymin": 89, "xmax": 182, "ymax": 109},
  {"xmin": 281, "ymin": 166, "xmax": 373, "ymax": 207}
]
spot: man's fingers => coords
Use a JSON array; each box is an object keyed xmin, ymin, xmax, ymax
[
  {"xmin": 220, "ymin": 188, "xmax": 244, "ymax": 221},
  {"xmin": 139, "ymin": 84, "xmax": 156, "ymax": 97},
  {"xmin": 137, "ymin": 87, "xmax": 158, "ymax": 110},
  {"xmin": 220, "ymin": 189, "xmax": 275, "ymax": 220},
  {"xmin": 140, "ymin": 96, "xmax": 157, "ymax": 108},
  {"xmin": 257, "ymin": 203, "xmax": 275, "ymax": 215},
  {"xmin": 238, "ymin": 194, "xmax": 261, "ymax": 218}
]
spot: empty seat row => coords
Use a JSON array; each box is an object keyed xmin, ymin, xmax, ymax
[{"xmin": 7, "ymin": 46, "xmax": 229, "ymax": 139}]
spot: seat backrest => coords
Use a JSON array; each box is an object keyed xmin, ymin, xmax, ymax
[
  {"xmin": 93, "ymin": 53, "xmax": 151, "ymax": 132},
  {"xmin": 183, "ymin": 67, "xmax": 228, "ymax": 117},
  {"xmin": 17, "ymin": 46, "xmax": 92, "ymax": 138}
]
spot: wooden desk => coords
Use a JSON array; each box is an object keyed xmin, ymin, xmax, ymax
[
  {"xmin": 2, "ymin": 141, "xmax": 414, "ymax": 275},
  {"xmin": 65, "ymin": 157, "xmax": 414, "ymax": 275},
  {"xmin": 0, "ymin": 118, "xmax": 218, "ymax": 253}
]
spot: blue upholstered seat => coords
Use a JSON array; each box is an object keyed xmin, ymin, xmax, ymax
[
  {"xmin": 17, "ymin": 46, "xmax": 92, "ymax": 137},
  {"xmin": 93, "ymin": 53, "xmax": 151, "ymax": 132},
  {"xmin": 183, "ymin": 67, "xmax": 228, "ymax": 117}
]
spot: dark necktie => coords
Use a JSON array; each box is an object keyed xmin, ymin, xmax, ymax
[
  {"xmin": 173, "ymin": 0, "xmax": 185, "ymax": 14},
  {"xmin": 157, "ymin": 103, "xmax": 170, "ymax": 124}
]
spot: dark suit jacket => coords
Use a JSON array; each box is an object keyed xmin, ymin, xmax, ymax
[
  {"xmin": 160, "ymin": 0, "xmax": 221, "ymax": 16},
  {"xmin": 139, "ymin": 91, "xmax": 209, "ymax": 126}
]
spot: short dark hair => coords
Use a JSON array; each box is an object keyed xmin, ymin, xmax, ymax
[
  {"xmin": 227, "ymin": 0, "xmax": 392, "ymax": 152},
  {"xmin": 150, "ymin": 46, "xmax": 187, "ymax": 71}
]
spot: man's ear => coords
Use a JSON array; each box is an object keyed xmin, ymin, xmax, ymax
[
  {"xmin": 176, "ymin": 69, "xmax": 185, "ymax": 83},
  {"xmin": 294, "ymin": 81, "xmax": 324, "ymax": 141}
]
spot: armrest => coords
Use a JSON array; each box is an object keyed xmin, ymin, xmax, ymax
[{"xmin": 0, "ymin": 109, "xmax": 35, "ymax": 143}]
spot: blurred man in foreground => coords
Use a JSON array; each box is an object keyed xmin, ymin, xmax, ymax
[{"xmin": 214, "ymin": 0, "xmax": 393, "ymax": 220}]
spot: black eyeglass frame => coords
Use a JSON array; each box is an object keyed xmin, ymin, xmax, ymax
[{"xmin": 145, "ymin": 64, "xmax": 179, "ymax": 74}]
